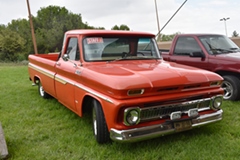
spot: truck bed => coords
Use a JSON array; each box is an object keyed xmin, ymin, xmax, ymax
[
  {"xmin": 32, "ymin": 53, "xmax": 59, "ymax": 61},
  {"xmin": 28, "ymin": 53, "xmax": 59, "ymax": 98}
]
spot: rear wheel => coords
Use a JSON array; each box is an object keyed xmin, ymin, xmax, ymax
[
  {"xmin": 38, "ymin": 81, "xmax": 50, "ymax": 99},
  {"xmin": 92, "ymin": 100, "xmax": 110, "ymax": 144},
  {"xmin": 222, "ymin": 75, "xmax": 240, "ymax": 101}
]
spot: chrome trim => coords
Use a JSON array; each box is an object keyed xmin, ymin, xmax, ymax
[
  {"xmin": 55, "ymin": 77, "xmax": 113, "ymax": 104},
  {"xmin": 170, "ymin": 111, "xmax": 181, "ymax": 120},
  {"xmin": 29, "ymin": 63, "xmax": 113, "ymax": 104},
  {"xmin": 138, "ymin": 95, "xmax": 223, "ymax": 122},
  {"xmin": 188, "ymin": 108, "xmax": 198, "ymax": 117},
  {"xmin": 75, "ymin": 84, "xmax": 114, "ymax": 104},
  {"xmin": 110, "ymin": 109, "xmax": 223, "ymax": 142},
  {"xmin": 54, "ymin": 75, "xmax": 75, "ymax": 86},
  {"xmin": 127, "ymin": 89, "xmax": 144, "ymax": 96},
  {"xmin": 198, "ymin": 107, "xmax": 210, "ymax": 112},
  {"xmin": 28, "ymin": 63, "xmax": 54, "ymax": 79},
  {"xmin": 139, "ymin": 97, "xmax": 211, "ymax": 122},
  {"xmin": 55, "ymin": 76, "xmax": 67, "ymax": 85}
]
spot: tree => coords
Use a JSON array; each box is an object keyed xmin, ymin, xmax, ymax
[
  {"xmin": 0, "ymin": 24, "xmax": 6, "ymax": 30},
  {"xmin": 34, "ymin": 5, "xmax": 104, "ymax": 53},
  {"xmin": 160, "ymin": 32, "xmax": 181, "ymax": 41},
  {"xmin": 7, "ymin": 19, "xmax": 33, "ymax": 56},
  {"xmin": 111, "ymin": 24, "xmax": 130, "ymax": 30},
  {"xmin": 232, "ymin": 30, "xmax": 239, "ymax": 37},
  {"xmin": 1, "ymin": 5, "xmax": 105, "ymax": 61},
  {"xmin": 34, "ymin": 6, "xmax": 83, "ymax": 53},
  {"xmin": 0, "ymin": 29, "xmax": 26, "ymax": 61}
]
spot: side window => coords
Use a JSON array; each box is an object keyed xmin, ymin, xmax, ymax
[
  {"xmin": 174, "ymin": 37, "xmax": 201, "ymax": 56},
  {"xmin": 65, "ymin": 37, "xmax": 80, "ymax": 60}
]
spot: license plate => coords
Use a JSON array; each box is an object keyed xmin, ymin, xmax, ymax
[{"xmin": 174, "ymin": 120, "xmax": 192, "ymax": 132}]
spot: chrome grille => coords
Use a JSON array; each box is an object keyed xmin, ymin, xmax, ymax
[{"xmin": 140, "ymin": 98, "xmax": 211, "ymax": 121}]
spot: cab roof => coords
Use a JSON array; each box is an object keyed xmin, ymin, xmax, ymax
[{"xmin": 65, "ymin": 29, "xmax": 155, "ymax": 37}]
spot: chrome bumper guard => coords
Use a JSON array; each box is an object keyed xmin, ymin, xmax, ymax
[{"xmin": 110, "ymin": 109, "xmax": 223, "ymax": 142}]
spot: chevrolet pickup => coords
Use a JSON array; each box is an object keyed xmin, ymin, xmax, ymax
[
  {"xmin": 161, "ymin": 34, "xmax": 240, "ymax": 101},
  {"xmin": 28, "ymin": 30, "xmax": 224, "ymax": 144}
]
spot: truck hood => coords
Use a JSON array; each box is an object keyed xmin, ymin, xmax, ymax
[
  {"xmin": 216, "ymin": 52, "xmax": 240, "ymax": 61},
  {"xmin": 81, "ymin": 60, "xmax": 222, "ymax": 99}
]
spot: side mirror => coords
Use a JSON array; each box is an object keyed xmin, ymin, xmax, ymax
[
  {"xmin": 62, "ymin": 54, "xmax": 69, "ymax": 61},
  {"xmin": 189, "ymin": 51, "xmax": 205, "ymax": 58}
]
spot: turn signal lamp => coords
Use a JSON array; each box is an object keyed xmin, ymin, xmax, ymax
[{"xmin": 127, "ymin": 89, "xmax": 144, "ymax": 96}]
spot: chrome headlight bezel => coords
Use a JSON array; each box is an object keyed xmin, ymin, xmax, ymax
[
  {"xmin": 210, "ymin": 95, "xmax": 223, "ymax": 110},
  {"xmin": 124, "ymin": 107, "xmax": 141, "ymax": 126}
]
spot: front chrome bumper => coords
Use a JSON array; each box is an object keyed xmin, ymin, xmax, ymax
[{"xmin": 110, "ymin": 109, "xmax": 223, "ymax": 142}]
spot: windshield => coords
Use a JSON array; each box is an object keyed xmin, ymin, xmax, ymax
[
  {"xmin": 199, "ymin": 35, "xmax": 240, "ymax": 54},
  {"xmin": 83, "ymin": 36, "xmax": 161, "ymax": 61}
]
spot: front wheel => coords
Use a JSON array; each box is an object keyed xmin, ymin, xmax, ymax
[
  {"xmin": 92, "ymin": 100, "xmax": 110, "ymax": 144},
  {"xmin": 221, "ymin": 75, "xmax": 240, "ymax": 101},
  {"xmin": 38, "ymin": 81, "xmax": 50, "ymax": 99}
]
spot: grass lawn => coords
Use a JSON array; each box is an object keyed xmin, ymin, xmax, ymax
[{"xmin": 0, "ymin": 63, "xmax": 240, "ymax": 160}]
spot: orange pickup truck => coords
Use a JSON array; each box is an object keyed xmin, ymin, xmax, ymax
[{"xmin": 28, "ymin": 30, "xmax": 224, "ymax": 144}]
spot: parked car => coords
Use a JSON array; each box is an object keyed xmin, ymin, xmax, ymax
[{"xmin": 161, "ymin": 34, "xmax": 240, "ymax": 101}]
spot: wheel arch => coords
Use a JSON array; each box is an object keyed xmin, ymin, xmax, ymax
[
  {"xmin": 33, "ymin": 75, "xmax": 42, "ymax": 84},
  {"xmin": 216, "ymin": 70, "xmax": 240, "ymax": 80},
  {"xmin": 81, "ymin": 94, "xmax": 105, "ymax": 116}
]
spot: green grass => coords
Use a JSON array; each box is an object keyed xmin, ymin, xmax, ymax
[{"xmin": 1, "ymin": 64, "xmax": 240, "ymax": 160}]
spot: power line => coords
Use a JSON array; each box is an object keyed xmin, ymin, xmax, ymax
[{"xmin": 156, "ymin": 0, "xmax": 188, "ymax": 37}]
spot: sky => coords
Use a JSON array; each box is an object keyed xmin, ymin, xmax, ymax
[{"xmin": 0, "ymin": 0, "xmax": 239, "ymax": 36}]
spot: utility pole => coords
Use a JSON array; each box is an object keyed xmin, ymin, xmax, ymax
[
  {"xmin": 26, "ymin": 0, "xmax": 38, "ymax": 54},
  {"xmin": 154, "ymin": 0, "xmax": 160, "ymax": 33}
]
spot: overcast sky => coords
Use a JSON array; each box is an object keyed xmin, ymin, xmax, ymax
[{"xmin": 0, "ymin": 0, "xmax": 239, "ymax": 36}]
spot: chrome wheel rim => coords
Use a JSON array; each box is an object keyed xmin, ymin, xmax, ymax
[
  {"xmin": 93, "ymin": 109, "xmax": 97, "ymax": 136},
  {"xmin": 221, "ymin": 81, "xmax": 233, "ymax": 99},
  {"xmin": 39, "ymin": 85, "xmax": 45, "ymax": 97}
]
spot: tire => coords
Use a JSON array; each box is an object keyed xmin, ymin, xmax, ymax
[
  {"xmin": 221, "ymin": 75, "xmax": 240, "ymax": 101},
  {"xmin": 38, "ymin": 81, "xmax": 50, "ymax": 99},
  {"xmin": 92, "ymin": 100, "xmax": 110, "ymax": 144}
]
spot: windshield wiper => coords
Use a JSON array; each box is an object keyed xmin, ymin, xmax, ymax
[
  {"xmin": 106, "ymin": 52, "xmax": 132, "ymax": 62},
  {"xmin": 229, "ymin": 48, "xmax": 240, "ymax": 52},
  {"xmin": 210, "ymin": 48, "xmax": 236, "ymax": 54},
  {"xmin": 230, "ymin": 47, "xmax": 239, "ymax": 50},
  {"xmin": 205, "ymin": 41, "xmax": 233, "ymax": 54},
  {"xmin": 108, "ymin": 56, "xmax": 153, "ymax": 63},
  {"xmin": 107, "ymin": 53, "xmax": 158, "ymax": 63},
  {"xmin": 122, "ymin": 52, "xmax": 131, "ymax": 59}
]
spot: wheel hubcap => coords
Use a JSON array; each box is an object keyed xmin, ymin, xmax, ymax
[
  {"xmin": 221, "ymin": 81, "xmax": 233, "ymax": 99},
  {"xmin": 39, "ymin": 86, "xmax": 45, "ymax": 96}
]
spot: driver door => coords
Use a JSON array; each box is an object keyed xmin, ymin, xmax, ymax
[{"xmin": 55, "ymin": 37, "xmax": 80, "ymax": 111}]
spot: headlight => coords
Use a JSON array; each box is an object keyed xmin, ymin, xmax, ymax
[
  {"xmin": 124, "ymin": 107, "xmax": 141, "ymax": 126},
  {"xmin": 211, "ymin": 95, "xmax": 223, "ymax": 110}
]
